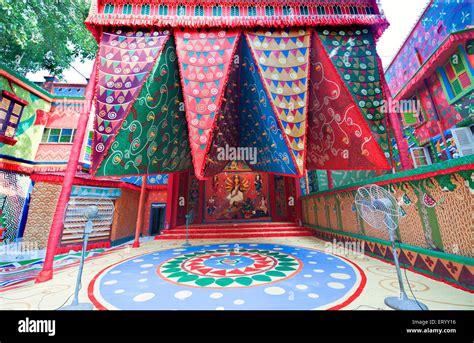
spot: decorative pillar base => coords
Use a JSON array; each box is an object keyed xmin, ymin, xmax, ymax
[{"xmin": 35, "ymin": 269, "xmax": 53, "ymax": 284}]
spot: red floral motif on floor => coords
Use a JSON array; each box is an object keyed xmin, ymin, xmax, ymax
[{"xmin": 181, "ymin": 251, "xmax": 277, "ymax": 277}]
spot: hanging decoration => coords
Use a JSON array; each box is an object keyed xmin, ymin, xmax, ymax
[
  {"xmin": 88, "ymin": 27, "xmax": 392, "ymax": 178},
  {"xmin": 316, "ymin": 28, "xmax": 390, "ymax": 163},
  {"xmin": 175, "ymin": 29, "xmax": 241, "ymax": 180},
  {"xmin": 245, "ymin": 28, "xmax": 311, "ymax": 176},
  {"xmin": 239, "ymin": 38, "xmax": 298, "ymax": 176},
  {"xmin": 306, "ymin": 32, "xmax": 389, "ymax": 170},
  {"xmin": 92, "ymin": 28, "xmax": 170, "ymax": 173},
  {"xmin": 94, "ymin": 35, "xmax": 192, "ymax": 176},
  {"xmin": 202, "ymin": 58, "xmax": 241, "ymax": 178}
]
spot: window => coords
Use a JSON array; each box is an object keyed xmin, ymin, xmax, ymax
[
  {"xmin": 247, "ymin": 6, "xmax": 257, "ymax": 16},
  {"xmin": 265, "ymin": 6, "xmax": 274, "ymax": 16},
  {"xmin": 365, "ymin": 6, "xmax": 375, "ymax": 14},
  {"xmin": 451, "ymin": 127, "xmax": 474, "ymax": 157},
  {"xmin": 122, "ymin": 4, "xmax": 132, "ymax": 15},
  {"xmin": 0, "ymin": 91, "xmax": 26, "ymax": 141},
  {"xmin": 410, "ymin": 147, "xmax": 432, "ymax": 167},
  {"xmin": 177, "ymin": 4, "xmax": 186, "ymax": 16},
  {"xmin": 282, "ymin": 5, "xmax": 292, "ymax": 16},
  {"xmin": 141, "ymin": 4, "xmax": 150, "ymax": 15},
  {"xmin": 316, "ymin": 5, "xmax": 325, "ymax": 15},
  {"xmin": 104, "ymin": 3, "xmax": 115, "ymax": 14},
  {"xmin": 194, "ymin": 5, "xmax": 204, "ymax": 16},
  {"xmin": 212, "ymin": 5, "xmax": 222, "ymax": 16},
  {"xmin": 41, "ymin": 128, "xmax": 76, "ymax": 144},
  {"xmin": 438, "ymin": 48, "xmax": 473, "ymax": 103},
  {"xmin": 467, "ymin": 39, "xmax": 474, "ymax": 55},
  {"xmin": 83, "ymin": 131, "xmax": 94, "ymax": 164},
  {"xmin": 333, "ymin": 5, "xmax": 342, "ymax": 15},
  {"xmin": 230, "ymin": 5, "xmax": 239, "ymax": 16},
  {"xmin": 400, "ymin": 95, "xmax": 426, "ymax": 126},
  {"xmin": 158, "ymin": 4, "xmax": 168, "ymax": 15},
  {"xmin": 349, "ymin": 6, "xmax": 358, "ymax": 14},
  {"xmin": 300, "ymin": 5, "xmax": 309, "ymax": 15}
]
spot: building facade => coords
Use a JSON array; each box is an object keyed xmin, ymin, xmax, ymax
[
  {"xmin": 385, "ymin": 0, "xmax": 473, "ymax": 170},
  {"xmin": 0, "ymin": 65, "xmax": 144, "ymax": 251}
]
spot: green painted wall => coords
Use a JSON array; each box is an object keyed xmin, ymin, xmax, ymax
[
  {"xmin": 331, "ymin": 170, "xmax": 378, "ymax": 188},
  {"xmin": 0, "ymin": 76, "xmax": 51, "ymax": 161}
]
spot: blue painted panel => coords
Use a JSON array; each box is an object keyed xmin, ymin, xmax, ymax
[{"xmin": 239, "ymin": 39, "xmax": 297, "ymax": 175}]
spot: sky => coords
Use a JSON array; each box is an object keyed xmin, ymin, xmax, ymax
[{"xmin": 26, "ymin": 0, "xmax": 431, "ymax": 84}]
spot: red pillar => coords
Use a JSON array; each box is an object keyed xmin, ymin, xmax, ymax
[
  {"xmin": 132, "ymin": 175, "xmax": 147, "ymax": 248},
  {"xmin": 36, "ymin": 59, "xmax": 98, "ymax": 283},
  {"xmin": 268, "ymin": 174, "xmax": 277, "ymax": 220},
  {"xmin": 164, "ymin": 173, "xmax": 175, "ymax": 230},
  {"xmin": 165, "ymin": 173, "xmax": 180, "ymax": 229},
  {"xmin": 195, "ymin": 179, "xmax": 205, "ymax": 224},
  {"xmin": 294, "ymin": 177, "xmax": 303, "ymax": 225}
]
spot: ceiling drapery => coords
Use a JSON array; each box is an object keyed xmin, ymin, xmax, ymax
[{"xmin": 91, "ymin": 27, "xmax": 390, "ymax": 179}]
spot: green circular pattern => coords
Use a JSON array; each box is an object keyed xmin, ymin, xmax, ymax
[{"xmin": 157, "ymin": 248, "xmax": 302, "ymax": 288}]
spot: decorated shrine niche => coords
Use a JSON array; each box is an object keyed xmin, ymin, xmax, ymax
[{"xmin": 174, "ymin": 162, "xmax": 297, "ymax": 224}]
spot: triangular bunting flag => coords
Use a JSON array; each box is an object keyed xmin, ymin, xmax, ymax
[
  {"xmin": 175, "ymin": 29, "xmax": 241, "ymax": 180},
  {"xmin": 245, "ymin": 28, "xmax": 311, "ymax": 175}
]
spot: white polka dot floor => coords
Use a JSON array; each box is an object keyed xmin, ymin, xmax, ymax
[{"xmin": 1, "ymin": 236, "xmax": 472, "ymax": 310}]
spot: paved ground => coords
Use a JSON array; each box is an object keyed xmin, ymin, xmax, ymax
[{"xmin": 1, "ymin": 236, "xmax": 472, "ymax": 310}]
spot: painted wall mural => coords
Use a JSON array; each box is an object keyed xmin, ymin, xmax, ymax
[
  {"xmin": 23, "ymin": 182, "xmax": 62, "ymax": 249},
  {"xmin": 187, "ymin": 174, "xmax": 199, "ymax": 221},
  {"xmin": 413, "ymin": 72, "xmax": 472, "ymax": 145},
  {"xmin": 273, "ymin": 175, "xmax": 287, "ymax": 218},
  {"xmin": 302, "ymin": 164, "xmax": 474, "ymax": 288},
  {"xmin": 0, "ymin": 76, "xmax": 51, "ymax": 161},
  {"xmin": 121, "ymin": 174, "xmax": 169, "ymax": 186},
  {"xmin": 385, "ymin": 0, "xmax": 473, "ymax": 96},
  {"xmin": 0, "ymin": 171, "xmax": 31, "ymax": 243},
  {"xmin": 331, "ymin": 170, "xmax": 378, "ymax": 188},
  {"xmin": 429, "ymin": 130, "xmax": 461, "ymax": 162},
  {"xmin": 204, "ymin": 171, "xmax": 270, "ymax": 222}
]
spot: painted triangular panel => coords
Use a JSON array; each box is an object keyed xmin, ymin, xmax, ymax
[
  {"xmin": 316, "ymin": 28, "xmax": 390, "ymax": 162},
  {"xmin": 94, "ymin": 35, "xmax": 193, "ymax": 176},
  {"xmin": 306, "ymin": 33, "xmax": 390, "ymax": 170},
  {"xmin": 239, "ymin": 38, "xmax": 298, "ymax": 175},
  {"xmin": 92, "ymin": 28, "xmax": 170, "ymax": 173},
  {"xmin": 175, "ymin": 29, "xmax": 241, "ymax": 180},
  {"xmin": 245, "ymin": 28, "xmax": 311, "ymax": 176},
  {"xmin": 202, "ymin": 54, "xmax": 241, "ymax": 178}
]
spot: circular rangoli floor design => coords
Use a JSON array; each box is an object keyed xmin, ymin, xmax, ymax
[{"xmin": 89, "ymin": 243, "xmax": 365, "ymax": 310}]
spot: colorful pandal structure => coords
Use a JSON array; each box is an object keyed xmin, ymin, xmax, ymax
[{"xmin": 37, "ymin": 0, "xmax": 392, "ymax": 282}]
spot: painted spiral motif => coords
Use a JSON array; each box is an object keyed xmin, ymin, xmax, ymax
[{"xmin": 96, "ymin": 37, "xmax": 192, "ymax": 176}]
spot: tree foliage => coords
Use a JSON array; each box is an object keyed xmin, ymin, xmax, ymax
[{"xmin": 0, "ymin": 0, "xmax": 97, "ymax": 76}]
